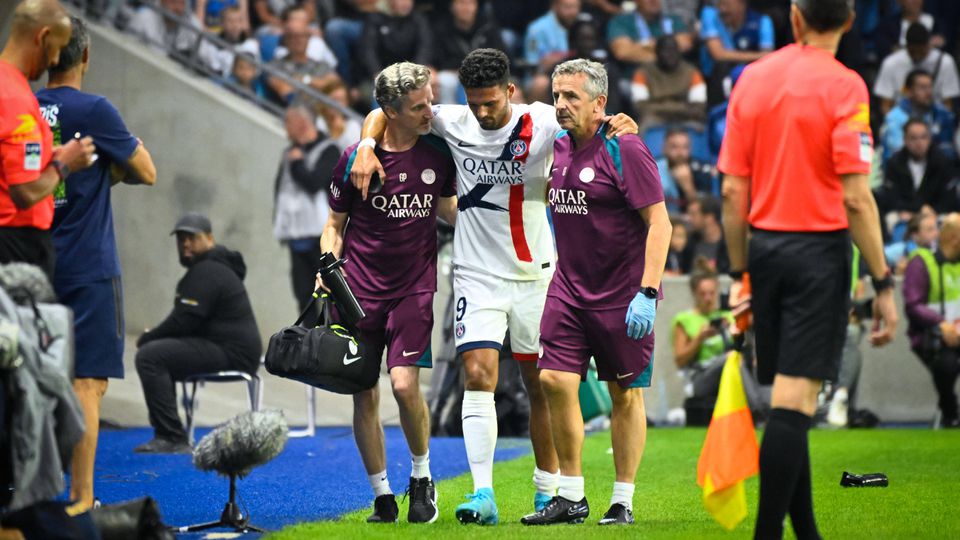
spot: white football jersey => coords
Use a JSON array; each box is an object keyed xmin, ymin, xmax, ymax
[{"xmin": 432, "ymin": 102, "xmax": 561, "ymax": 280}]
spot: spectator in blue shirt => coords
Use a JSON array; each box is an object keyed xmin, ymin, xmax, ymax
[
  {"xmin": 698, "ymin": 0, "xmax": 774, "ymax": 79},
  {"xmin": 36, "ymin": 16, "xmax": 157, "ymax": 513},
  {"xmin": 706, "ymin": 63, "xmax": 746, "ymax": 161},
  {"xmin": 881, "ymin": 68, "xmax": 956, "ymax": 162},
  {"xmin": 524, "ymin": 0, "xmax": 581, "ymax": 72},
  {"xmin": 606, "ymin": 0, "xmax": 692, "ymax": 73},
  {"xmin": 195, "ymin": 0, "xmax": 249, "ymax": 31}
]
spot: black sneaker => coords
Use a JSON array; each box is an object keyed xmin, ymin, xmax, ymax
[
  {"xmin": 367, "ymin": 494, "xmax": 398, "ymax": 523},
  {"xmin": 597, "ymin": 503, "xmax": 634, "ymax": 525},
  {"xmin": 520, "ymin": 496, "xmax": 589, "ymax": 525},
  {"xmin": 406, "ymin": 477, "xmax": 438, "ymax": 523},
  {"xmin": 133, "ymin": 437, "xmax": 191, "ymax": 454}
]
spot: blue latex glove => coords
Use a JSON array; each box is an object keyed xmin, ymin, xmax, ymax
[{"xmin": 625, "ymin": 293, "xmax": 656, "ymax": 340}]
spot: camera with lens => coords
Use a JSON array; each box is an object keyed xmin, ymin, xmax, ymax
[{"xmin": 709, "ymin": 317, "xmax": 726, "ymax": 330}]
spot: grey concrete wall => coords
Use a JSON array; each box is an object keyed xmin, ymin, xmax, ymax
[
  {"xmin": 0, "ymin": 3, "xmax": 13, "ymax": 46},
  {"xmin": 646, "ymin": 277, "xmax": 939, "ymax": 424},
  {"xmin": 79, "ymin": 21, "xmax": 297, "ymax": 342}
]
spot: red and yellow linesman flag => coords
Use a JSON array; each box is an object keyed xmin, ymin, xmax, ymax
[{"xmin": 696, "ymin": 275, "xmax": 759, "ymax": 530}]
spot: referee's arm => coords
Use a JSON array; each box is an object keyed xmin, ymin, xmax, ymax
[
  {"xmin": 721, "ymin": 174, "xmax": 750, "ymax": 272},
  {"xmin": 843, "ymin": 172, "xmax": 897, "ymax": 345},
  {"xmin": 842, "ymin": 173, "xmax": 887, "ymax": 280}
]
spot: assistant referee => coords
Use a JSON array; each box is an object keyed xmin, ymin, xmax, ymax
[{"xmin": 720, "ymin": 1, "xmax": 897, "ymax": 539}]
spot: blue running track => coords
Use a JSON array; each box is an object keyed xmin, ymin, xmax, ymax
[{"xmin": 90, "ymin": 426, "xmax": 531, "ymax": 537}]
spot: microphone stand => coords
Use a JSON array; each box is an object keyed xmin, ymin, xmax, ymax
[{"xmin": 173, "ymin": 473, "xmax": 265, "ymax": 534}]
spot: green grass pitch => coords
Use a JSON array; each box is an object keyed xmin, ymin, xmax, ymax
[{"xmin": 269, "ymin": 428, "xmax": 960, "ymax": 539}]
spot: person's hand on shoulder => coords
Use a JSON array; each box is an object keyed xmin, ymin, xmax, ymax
[
  {"xmin": 349, "ymin": 140, "xmax": 386, "ymax": 201},
  {"xmin": 602, "ymin": 113, "xmax": 638, "ymax": 139}
]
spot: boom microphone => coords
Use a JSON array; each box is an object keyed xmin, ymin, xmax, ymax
[
  {"xmin": 193, "ymin": 410, "xmax": 288, "ymax": 478},
  {"xmin": 179, "ymin": 410, "xmax": 288, "ymax": 533},
  {"xmin": 0, "ymin": 263, "xmax": 56, "ymax": 304}
]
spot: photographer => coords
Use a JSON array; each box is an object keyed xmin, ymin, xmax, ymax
[
  {"xmin": 903, "ymin": 213, "xmax": 960, "ymax": 428},
  {"xmin": 670, "ymin": 258, "xmax": 734, "ymax": 425}
]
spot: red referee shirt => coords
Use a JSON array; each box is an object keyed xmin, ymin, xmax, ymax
[
  {"xmin": 718, "ymin": 44, "xmax": 873, "ymax": 232},
  {"xmin": 0, "ymin": 60, "xmax": 55, "ymax": 229}
]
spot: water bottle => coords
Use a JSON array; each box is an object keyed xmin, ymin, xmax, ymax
[{"xmin": 319, "ymin": 252, "xmax": 365, "ymax": 327}]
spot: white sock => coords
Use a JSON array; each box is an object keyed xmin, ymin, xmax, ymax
[
  {"xmin": 368, "ymin": 470, "xmax": 392, "ymax": 497},
  {"xmin": 411, "ymin": 451, "xmax": 431, "ymax": 480},
  {"xmin": 611, "ymin": 481, "xmax": 635, "ymax": 510},
  {"xmin": 558, "ymin": 475, "xmax": 585, "ymax": 502},
  {"xmin": 461, "ymin": 390, "xmax": 497, "ymax": 491},
  {"xmin": 533, "ymin": 467, "xmax": 560, "ymax": 497}
]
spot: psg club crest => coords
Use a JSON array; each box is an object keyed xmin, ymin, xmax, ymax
[
  {"xmin": 421, "ymin": 168, "xmax": 436, "ymax": 185},
  {"xmin": 455, "ymin": 323, "xmax": 466, "ymax": 338},
  {"xmin": 509, "ymin": 139, "xmax": 527, "ymax": 157}
]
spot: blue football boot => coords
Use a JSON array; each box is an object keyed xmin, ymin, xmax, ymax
[{"xmin": 455, "ymin": 487, "xmax": 499, "ymax": 525}]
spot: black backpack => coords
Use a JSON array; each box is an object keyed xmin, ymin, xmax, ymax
[{"xmin": 264, "ymin": 295, "xmax": 378, "ymax": 394}]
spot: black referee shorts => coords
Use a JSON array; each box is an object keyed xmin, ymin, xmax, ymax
[
  {"xmin": 748, "ymin": 228, "xmax": 851, "ymax": 385},
  {"xmin": 0, "ymin": 227, "xmax": 55, "ymax": 282}
]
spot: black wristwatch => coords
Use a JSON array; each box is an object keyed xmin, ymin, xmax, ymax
[
  {"xmin": 50, "ymin": 159, "xmax": 70, "ymax": 181},
  {"xmin": 729, "ymin": 269, "xmax": 745, "ymax": 281},
  {"xmin": 639, "ymin": 286, "xmax": 658, "ymax": 299},
  {"xmin": 871, "ymin": 269, "xmax": 894, "ymax": 293}
]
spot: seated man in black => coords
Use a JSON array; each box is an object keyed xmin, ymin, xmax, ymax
[{"xmin": 134, "ymin": 213, "xmax": 262, "ymax": 453}]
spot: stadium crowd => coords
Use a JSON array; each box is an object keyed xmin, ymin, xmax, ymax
[{"xmin": 65, "ymin": 0, "xmax": 960, "ymax": 278}]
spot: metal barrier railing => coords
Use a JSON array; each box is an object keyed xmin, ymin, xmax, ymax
[{"xmin": 63, "ymin": 0, "xmax": 361, "ymax": 120}]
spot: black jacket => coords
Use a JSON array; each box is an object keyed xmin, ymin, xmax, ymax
[
  {"xmin": 882, "ymin": 147, "xmax": 958, "ymax": 213},
  {"xmin": 680, "ymin": 231, "xmax": 730, "ymax": 275},
  {"xmin": 359, "ymin": 11, "xmax": 433, "ymax": 79},
  {"xmin": 138, "ymin": 245, "xmax": 262, "ymax": 370},
  {"xmin": 432, "ymin": 14, "xmax": 505, "ymax": 71}
]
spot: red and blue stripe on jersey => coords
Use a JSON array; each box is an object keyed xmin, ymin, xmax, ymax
[{"xmin": 498, "ymin": 112, "xmax": 534, "ymax": 263}]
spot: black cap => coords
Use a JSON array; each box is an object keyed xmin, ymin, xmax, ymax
[{"xmin": 171, "ymin": 212, "xmax": 212, "ymax": 235}]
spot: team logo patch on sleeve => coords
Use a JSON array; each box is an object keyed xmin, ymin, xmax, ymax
[
  {"xmin": 23, "ymin": 143, "xmax": 41, "ymax": 171},
  {"xmin": 859, "ymin": 132, "xmax": 873, "ymax": 163}
]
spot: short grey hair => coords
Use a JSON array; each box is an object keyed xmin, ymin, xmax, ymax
[
  {"xmin": 286, "ymin": 101, "xmax": 316, "ymax": 124},
  {"xmin": 552, "ymin": 58, "xmax": 608, "ymax": 100},
  {"xmin": 374, "ymin": 62, "xmax": 431, "ymax": 112},
  {"xmin": 50, "ymin": 16, "xmax": 89, "ymax": 74}
]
